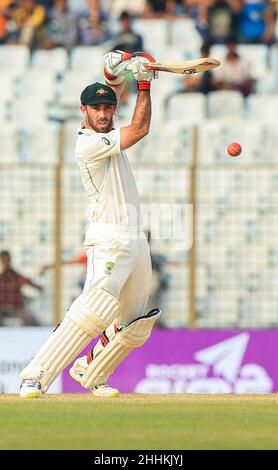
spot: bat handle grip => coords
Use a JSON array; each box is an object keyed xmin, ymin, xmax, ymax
[
  {"xmin": 126, "ymin": 60, "xmax": 143, "ymax": 74},
  {"xmin": 126, "ymin": 59, "xmax": 159, "ymax": 79}
]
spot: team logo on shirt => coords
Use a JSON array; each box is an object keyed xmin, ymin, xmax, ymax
[
  {"xmin": 102, "ymin": 137, "xmax": 110, "ymax": 145},
  {"xmin": 105, "ymin": 261, "xmax": 115, "ymax": 275},
  {"xmin": 96, "ymin": 88, "xmax": 109, "ymax": 95}
]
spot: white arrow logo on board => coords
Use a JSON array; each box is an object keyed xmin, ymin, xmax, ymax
[{"xmin": 194, "ymin": 333, "xmax": 250, "ymax": 382}]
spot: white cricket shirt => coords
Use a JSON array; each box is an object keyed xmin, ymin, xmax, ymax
[{"xmin": 74, "ymin": 127, "xmax": 141, "ymax": 244}]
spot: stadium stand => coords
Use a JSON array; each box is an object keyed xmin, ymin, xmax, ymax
[
  {"xmin": 207, "ymin": 90, "xmax": 245, "ymax": 119},
  {"xmin": 0, "ymin": 45, "xmax": 30, "ymax": 79},
  {"xmin": 166, "ymin": 92, "xmax": 206, "ymax": 124},
  {"xmin": 31, "ymin": 47, "xmax": 68, "ymax": 74},
  {"xmin": 1, "ymin": 2, "xmax": 278, "ymax": 328}
]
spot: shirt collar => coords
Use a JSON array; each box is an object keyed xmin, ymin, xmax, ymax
[
  {"xmin": 78, "ymin": 127, "xmax": 116, "ymax": 135},
  {"xmin": 78, "ymin": 127, "xmax": 95, "ymax": 136}
]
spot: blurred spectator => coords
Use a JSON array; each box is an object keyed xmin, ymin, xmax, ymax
[
  {"xmin": 40, "ymin": 252, "xmax": 87, "ymax": 293},
  {"xmin": 236, "ymin": 0, "xmax": 276, "ymax": 44},
  {"xmin": 178, "ymin": 0, "xmax": 200, "ymax": 18},
  {"xmin": 11, "ymin": 0, "xmax": 46, "ymax": 48},
  {"xmin": 0, "ymin": 9, "xmax": 9, "ymax": 43},
  {"xmin": 108, "ymin": 0, "xmax": 145, "ymax": 19},
  {"xmin": 171, "ymin": 1, "xmax": 240, "ymax": 44},
  {"xmin": 212, "ymin": 35, "xmax": 254, "ymax": 96},
  {"xmin": 43, "ymin": 0, "xmax": 78, "ymax": 49},
  {"xmin": 0, "ymin": 14, "xmax": 6, "ymax": 43},
  {"xmin": 77, "ymin": 0, "xmax": 112, "ymax": 46},
  {"xmin": 111, "ymin": 10, "xmax": 144, "ymax": 53},
  {"xmin": 144, "ymin": 0, "xmax": 176, "ymax": 18},
  {"xmin": 0, "ymin": 0, "xmax": 17, "ymax": 44},
  {"xmin": 68, "ymin": 0, "xmax": 87, "ymax": 13},
  {"xmin": 37, "ymin": 0, "xmax": 54, "ymax": 13},
  {"xmin": 196, "ymin": 0, "xmax": 241, "ymax": 44},
  {"xmin": 0, "ymin": 250, "xmax": 42, "ymax": 326},
  {"xmin": 275, "ymin": 0, "xmax": 278, "ymax": 42},
  {"xmin": 0, "ymin": 0, "xmax": 15, "ymax": 7}
]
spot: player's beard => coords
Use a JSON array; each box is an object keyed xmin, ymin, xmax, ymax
[{"xmin": 86, "ymin": 113, "xmax": 113, "ymax": 133}]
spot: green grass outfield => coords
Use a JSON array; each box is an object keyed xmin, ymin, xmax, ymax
[{"xmin": 1, "ymin": 394, "xmax": 278, "ymax": 450}]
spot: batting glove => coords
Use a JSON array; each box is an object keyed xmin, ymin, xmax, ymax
[
  {"xmin": 103, "ymin": 50, "xmax": 132, "ymax": 85},
  {"xmin": 129, "ymin": 52, "xmax": 158, "ymax": 91}
]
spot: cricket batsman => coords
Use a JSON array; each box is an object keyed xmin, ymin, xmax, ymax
[{"xmin": 19, "ymin": 50, "xmax": 161, "ymax": 398}]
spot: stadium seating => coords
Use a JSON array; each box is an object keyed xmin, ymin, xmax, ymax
[
  {"xmin": 151, "ymin": 45, "xmax": 186, "ymax": 63},
  {"xmin": 246, "ymin": 94, "xmax": 278, "ymax": 123},
  {"xmin": 31, "ymin": 48, "xmax": 69, "ymax": 75},
  {"xmin": 207, "ymin": 90, "xmax": 245, "ymax": 119},
  {"xmin": 270, "ymin": 44, "xmax": 278, "ymax": 87},
  {"xmin": 17, "ymin": 123, "xmax": 60, "ymax": 164},
  {"xmin": 255, "ymin": 46, "xmax": 277, "ymax": 93},
  {"xmin": 166, "ymin": 92, "xmax": 206, "ymax": 124},
  {"xmin": 171, "ymin": 18, "xmax": 203, "ymax": 54},
  {"xmin": 70, "ymin": 46, "xmax": 106, "ymax": 77},
  {"xmin": 0, "ymin": 102, "xmax": 8, "ymax": 126},
  {"xmin": 0, "ymin": 45, "xmax": 30, "ymax": 79},
  {"xmin": 17, "ymin": 70, "xmax": 57, "ymax": 104},
  {"xmin": 10, "ymin": 98, "xmax": 49, "ymax": 125},
  {"xmin": 133, "ymin": 19, "xmax": 169, "ymax": 56},
  {"xmin": 0, "ymin": 73, "xmax": 16, "ymax": 106},
  {"xmin": 238, "ymin": 44, "xmax": 269, "ymax": 81},
  {"xmin": 0, "ymin": 124, "xmax": 18, "ymax": 164}
]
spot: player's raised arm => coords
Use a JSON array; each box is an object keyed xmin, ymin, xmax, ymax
[
  {"xmin": 103, "ymin": 50, "xmax": 157, "ymax": 150},
  {"xmin": 120, "ymin": 53, "xmax": 157, "ymax": 150}
]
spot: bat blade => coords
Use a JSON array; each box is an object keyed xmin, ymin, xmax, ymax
[{"xmin": 143, "ymin": 57, "xmax": 221, "ymax": 74}]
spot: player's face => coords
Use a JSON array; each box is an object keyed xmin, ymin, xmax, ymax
[{"xmin": 84, "ymin": 104, "xmax": 116, "ymax": 133}]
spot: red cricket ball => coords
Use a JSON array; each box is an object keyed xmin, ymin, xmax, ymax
[{"xmin": 227, "ymin": 142, "xmax": 242, "ymax": 157}]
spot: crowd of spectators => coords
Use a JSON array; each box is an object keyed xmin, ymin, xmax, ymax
[{"xmin": 0, "ymin": 1, "xmax": 277, "ymax": 50}]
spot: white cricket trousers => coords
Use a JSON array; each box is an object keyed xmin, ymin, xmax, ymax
[{"xmin": 83, "ymin": 226, "xmax": 152, "ymax": 326}]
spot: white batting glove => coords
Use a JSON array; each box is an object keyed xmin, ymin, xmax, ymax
[
  {"xmin": 128, "ymin": 53, "xmax": 158, "ymax": 91},
  {"xmin": 130, "ymin": 57, "xmax": 156, "ymax": 82},
  {"xmin": 103, "ymin": 50, "xmax": 132, "ymax": 85}
]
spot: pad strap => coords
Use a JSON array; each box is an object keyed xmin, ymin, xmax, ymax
[{"xmin": 81, "ymin": 309, "xmax": 161, "ymax": 389}]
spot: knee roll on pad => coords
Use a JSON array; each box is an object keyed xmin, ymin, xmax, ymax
[
  {"xmin": 66, "ymin": 288, "xmax": 120, "ymax": 337},
  {"xmin": 81, "ymin": 309, "xmax": 161, "ymax": 389}
]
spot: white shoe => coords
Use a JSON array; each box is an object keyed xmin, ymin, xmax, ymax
[
  {"xmin": 20, "ymin": 379, "xmax": 42, "ymax": 398},
  {"xmin": 69, "ymin": 356, "xmax": 120, "ymax": 397},
  {"xmin": 92, "ymin": 383, "xmax": 120, "ymax": 398}
]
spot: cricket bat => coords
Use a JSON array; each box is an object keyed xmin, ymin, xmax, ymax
[{"xmin": 142, "ymin": 57, "xmax": 221, "ymax": 75}]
